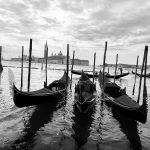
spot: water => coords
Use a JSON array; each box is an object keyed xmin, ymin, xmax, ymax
[{"xmin": 0, "ymin": 61, "xmax": 150, "ymax": 150}]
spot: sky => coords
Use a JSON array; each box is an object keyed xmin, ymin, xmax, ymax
[{"xmin": 0, "ymin": 0, "xmax": 150, "ymax": 65}]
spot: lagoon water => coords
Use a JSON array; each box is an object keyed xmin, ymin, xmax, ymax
[{"xmin": 0, "ymin": 61, "xmax": 150, "ymax": 150}]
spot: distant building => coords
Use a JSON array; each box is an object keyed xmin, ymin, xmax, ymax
[
  {"xmin": 38, "ymin": 51, "xmax": 71, "ymax": 65},
  {"xmin": 11, "ymin": 55, "xmax": 34, "ymax": 62},
  {"xmin": 11, "ymin": 57, "xmax": 22, "ymax": 61},
  {"xmin": 10, "ymin": 51, "xmax": 89, "ymax": 66},
  {"xmin": 71, "ymin": 59, "xmax": 89, "ymax": 66}
]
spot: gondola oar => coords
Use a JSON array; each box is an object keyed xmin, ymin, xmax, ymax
[
  {"xmin": 102, "ymin": 41, "xmax": 107, "ymax": 87},
  {"xmin": 132, "ymin": 56, "xmax": 139, "ymax": 95},
  {"xmin": 21, "ymin": 46, "xmax": 24, "ymax": 90},
  {"xmin": 93, "ymin": 52, "xmax": 96, "ymax": 83},
  {"xmin": 114, "ymin": 53, "xmax": 118, "ymax": 83},
  {"xmin": 70, "ymin": 50, "xmax": 75, "ymax": 89},
  {"xmin": 137, "ymin": 46, "xmax": 147, "ymax": 103}
]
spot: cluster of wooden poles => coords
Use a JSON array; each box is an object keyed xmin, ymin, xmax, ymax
[
  {"xmin": 20, "ymin": 39, "xmax": 71, "ymax": 91},
  {"xmin": 102, "ymin": 41, "xmax": 148, "ymax": 104},
  {"xmin": 1, "ymin": 39, "xmax": 148, "ymax": 104},
  {"xmin": 19, "ymin": 39, "xmax": 97, "ymax": 92}
]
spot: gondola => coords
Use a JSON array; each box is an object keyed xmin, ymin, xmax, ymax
[
  {"xmin": 74, "ymin": 71, "xmax": 97, "ymax": 113},
  {"xmin": 99, "ymin": 71, "xmax": 148, "ymax": 123},
  {"xmin": 132, "ymin": 71, "xmax": 150, "ymax": 78},
  {"xmin": 107, "ymin": 72, "xmax": 129, "ymax": 79},
  {"xmin": 12, "ymin": 71, "xmax": 70, "ymax": 107},
  {"xmin": 72, "ymin": 70, "xmax": 99, "ymax": 78},
  {"xmin": 72, "ymin": 70, "xmax": 129, "ymax": 79}
]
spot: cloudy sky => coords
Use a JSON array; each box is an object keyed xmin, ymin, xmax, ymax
[{"xmin": 0, "ymin": 0, "xmax": 150, "ymax": 65}]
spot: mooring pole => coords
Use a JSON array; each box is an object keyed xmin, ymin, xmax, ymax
[
  {"xmin": 132, "ymin": 56, "xmax": 139, "ymax": 95},
  {"xmin": 143, "ymin": 46, "xmax": 148, "ymax": 108},
  {"xmin": 114, "ymin": 53, "xmax": 118, "ymax": 83},
  {"xmin": 45, "ymin": 41, "xmax": 48, "ymax": 86},
  {"xmin": 137, "ymin": 46, "xmax": 146, "ymax": 103},
  {"xmin": 102, "ymin": 41, "xmax": 107, "ymax": 87},
  {"xmin": 21, "ymin": 46, "xmax": 24, "ymax": 89},
  {"xmin": 66, "ymin": 44, "xmax": 69, "ymax": 87},
  {"xmin": 93, "ymin": 53, "xmax": 96, "ymax": 83},
  {"xmin": 27, "ymin": 39, "xmax": 32, "ymax": 92},
  {"xmin": 0, "ymin": 46, "xmax": 3, "ymax": 73}
]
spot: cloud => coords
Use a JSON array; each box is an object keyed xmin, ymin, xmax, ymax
[
  {"xmin": 0, "ymin": 0, "xmax": 150, "ymax": 64},
  {"xmin": 58, "ymin": 0, "xmax": 85, "ymax": 14},
  {"xmin": 26, "ymin": 0, "xmax": 51, "ymax": 11}
]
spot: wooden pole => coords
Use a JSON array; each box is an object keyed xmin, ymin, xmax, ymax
[
  {"xmin": 0, "ymin": 46, "xmax": 3, "ymax": 73},
  {"xmin": 21, "ymin": 46, "xmax": 24, "ymax": 89},
  {"xmin": 114, "ymin": 53, "xmax": 118, "ymax": 83},
  {"xmin": 66, "ymin": 44, "xmax": 69, "ymax": 87},
  {"xmin": 143, "ymin": 46, "xmax": 148, "ymax": 105},
  {"xmin": 27, "ymin": 39, "xmax": 32, "ymax": 92},
  {"xmin": 45, "ymin": 41, "xmax": 48, "ymax": 86},
  {"xmin": 137, "ymin": 47, "xmax": 146, "ymax": 103},
  {"xmin": 108, "ymin": 67, "xmax": 109, "ymax": 74},
  {"xmin": 132, "ymin": 56, "xmax": 139, "ymax": 95},
  {"xmin": 102, "ymin": 41, "xmax": 107, "ymax": 86},
  {"xmin": 70, "ymin": 50, "xmax": 75, "ymax": 89},
  {"xmin": 93, "ymin": 53, "xmax": 96, "ymax": 83}
]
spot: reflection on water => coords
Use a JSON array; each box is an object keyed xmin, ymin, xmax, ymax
[
  {"xmin": 71, "ymin": 104, "xmax": 95, "ymax": 150},
  {"xmin": 10, "ymin": 97, "xmax": 66, "ymax": 150},
  {"xmin": 111, "ymin": 108, "xmax": 142, "ymax": 150}
]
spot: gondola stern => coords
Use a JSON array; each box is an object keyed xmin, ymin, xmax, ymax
[{"xmin": 137, "ymin": 100, "xmax": 148, "ymax": 124}]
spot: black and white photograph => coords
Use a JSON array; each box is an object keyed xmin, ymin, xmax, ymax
[{"xmin": 0, "ymin": 0, "xmax": 150, "ymax": 149}]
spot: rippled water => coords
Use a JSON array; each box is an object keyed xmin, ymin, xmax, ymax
[{"xmin": 0, "ymin": 61, "xmax": 150, "ymax": 150}]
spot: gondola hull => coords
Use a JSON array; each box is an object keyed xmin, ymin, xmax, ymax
[
  {"xmin": 72, "ymin": 70, "xmax": 98, "ymax": 78},
  {"xmin": 13, "ymin": 85, "xmax": 66, "ymax": 107},
  {"xmin": 74, "ymin": 71, "xmax": 97, "ymax": 113},
  {"xmin": 72, "ymin": 70, "xmax": 129, "ymax": 79},
  {"xmin": 107, "ymin": 72, "xmax": 129, "ymax": 79},
  {"xmin": 103, "ymin": 93, "xmax": 147, "ymax": 123},
  {"xmin": 74, "ymin": 92, "xmax": 96, "ymax": 114},
  {"xmin": 132, "ymin": 71, "xmax": 150, "ymax": 78},
  {"xmin": 12, "ymin": 71, "xmax": 70, "ymax": 107},
  {"xmin": 99, "ymin": 72, "xmax": 147, "ymax": 124}
]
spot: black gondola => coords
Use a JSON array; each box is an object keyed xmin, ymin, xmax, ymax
[
  {"xmin": 12, "ymin": 71, "xmax": 70, "ymax": 107},
  {"xmin": 132, "ymin": 71, "xmax": 150, "ymax": 78},
  {"xmin": 74, "ymin": 71, "xmax": 97, "ymax": 113},
  {"xmin": 106, "ymin": 72, "xmax": 129, "ymax": 79},
  {"xmin": 72, "ymin": 70, "xmax": 129, "ymax": 79},
  {"xmin": 99, "ymin": 71, "xmax": 148, "ymax": 124}
]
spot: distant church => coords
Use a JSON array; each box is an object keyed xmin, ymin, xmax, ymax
[
  {"xmin": 47, "ymin": 51, "xmax": 70, "ymax": 64},
  {"xmin": 38, "ymin": 51, "xmax": 70, "ymax": 65}
]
